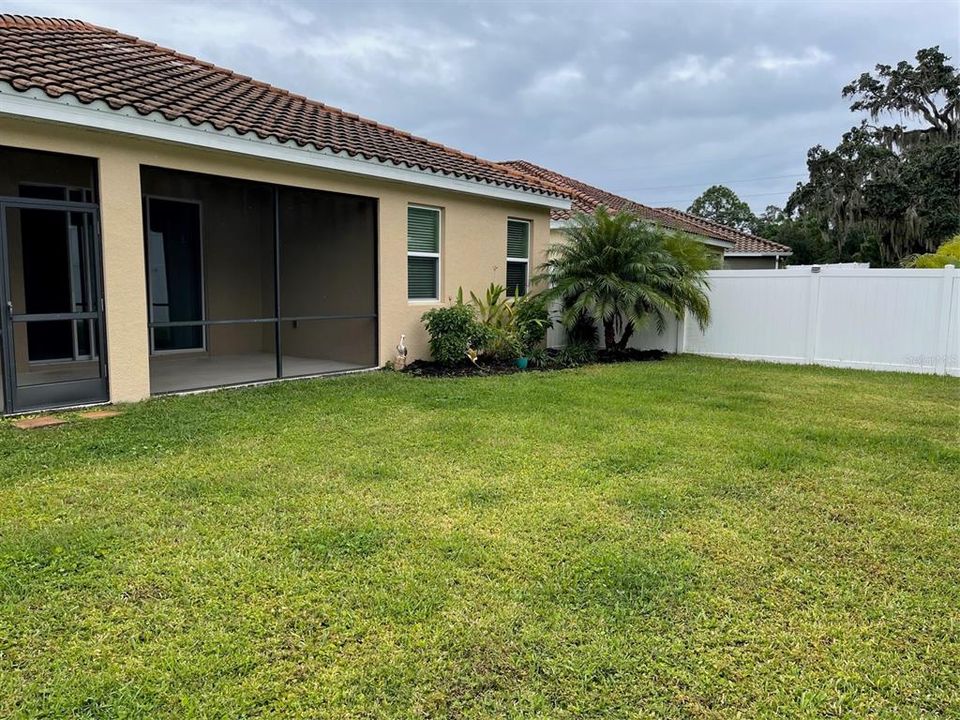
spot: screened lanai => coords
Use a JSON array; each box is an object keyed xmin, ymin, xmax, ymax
[{"xmin": 142, "ymin": 167, "xmax": 377, "ymax": 394}]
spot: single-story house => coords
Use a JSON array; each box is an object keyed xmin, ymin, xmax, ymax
[
  {"xmin": 0, "ymin": 15, "xmax": 570, "ymax": 414},
  {"xmin": 499, "ymin": 161, "xmax": 792, "ymax": 269}
]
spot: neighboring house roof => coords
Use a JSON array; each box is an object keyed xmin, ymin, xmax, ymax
[
  {"xmin": 0, "ymin": 15, "xmax": 568, "ymax": 207},
  {"xmin": 500, "ymin": 160, "xmax": 791, "ymax": 256},
  {"xmin": 653, "ymin": 207, "xmax": 791, "ymax": 255}
]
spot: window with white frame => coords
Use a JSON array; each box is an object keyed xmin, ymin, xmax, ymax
[
  {"xmin": 506, "ymin": 218, "xmax": 530, "ymax": 297},
  {"xmin": 407, "ymin": 205, "xmax": 441, "ymax": 301}
]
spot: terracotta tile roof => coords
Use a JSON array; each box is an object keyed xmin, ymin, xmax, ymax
[
  {"xmin": 653, "ymin": 207, "xmax": 791, "ymax": 255},
  {"xmin": 500, "ymin": 160, "xmax": 791, "ymax": 255},
  {"xmin": 0, "ymin": 15, "xmax": 565, "ymax": 200}
]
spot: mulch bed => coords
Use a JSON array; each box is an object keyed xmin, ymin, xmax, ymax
[
  {"xmin": 595, "ymin": 348, "xmax": 668, "ymax": 364},
  {"xmin": 402, "ymin": 348, "xmax": 668, "ymax": 378}
]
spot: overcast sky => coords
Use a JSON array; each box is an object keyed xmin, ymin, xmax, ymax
[{"xmin": 10, "ymin": 0, "xmax": 958, "ymax": 211}]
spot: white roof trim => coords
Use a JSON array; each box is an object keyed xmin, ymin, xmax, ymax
[{"xmin": 0, "ymin": 83, "xmax": 571, "ymax": 210}]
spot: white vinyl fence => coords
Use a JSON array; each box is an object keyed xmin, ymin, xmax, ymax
[{"xmin": 548, "ymin": 265, "xmax": 960, "ymax": 376}]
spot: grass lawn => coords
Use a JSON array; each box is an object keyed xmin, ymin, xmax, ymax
[{"xmin": 1, "ymin": 356, "xmax": 958, "ymax": 719}]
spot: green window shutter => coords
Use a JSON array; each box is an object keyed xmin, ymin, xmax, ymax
[
  {"xmin": 408, "ymin": 256, "xmax": 438, "ymax": 299},
  {"xmin": 408, "ymin": 206, "xmax": 440, "ymax": 253},
  {"xmin": 507, "ymin": 219, "xmax": 529, "ymax": 259},
  {"xmin": 506, "ymin": 261, "xmax": 527, "ymax": 297}
]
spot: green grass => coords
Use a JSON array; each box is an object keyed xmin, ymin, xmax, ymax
[{"xmin": 1, "ymin": 356, "xmax": 958, "ymax": 718}]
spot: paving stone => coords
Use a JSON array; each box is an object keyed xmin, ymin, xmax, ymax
[{"xmin": 13, "ymin": 416, "xmax": 67, "ymax": 430}]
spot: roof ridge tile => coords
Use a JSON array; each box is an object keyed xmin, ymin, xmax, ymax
[{"xmin": 0, "ymin": 15, "xmax": 94, "ymax": 30}]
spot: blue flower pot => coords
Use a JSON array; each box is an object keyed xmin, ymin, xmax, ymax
[{"xmin": 515, "ymin": 358, "xmax": 529, "ymax": 369}]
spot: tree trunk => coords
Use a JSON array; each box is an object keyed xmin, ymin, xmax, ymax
[
  {"xmin": 603, "ymin": 319, "xmax": 616, "ymax": 349},
  {"xmin": 616, "ymin": 321, "xmax": 635, "ymax": 351}
]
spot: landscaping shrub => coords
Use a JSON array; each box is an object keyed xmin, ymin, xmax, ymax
[
  {"xmin": 470, "ymin": 283, "xmax": 513, "ymax": 328},
  {"xmin": 469, "ymin": 284, "xmax": 520, "ymax": 360},
  {"xmin": 513, "ymin": 292, "xmax": 552, "ymax": 355},
  {"xmin": 421, "ymin": 304, "xmax": 488, "ymax": 366},
  {"xmin": 485, "ymin": 325, "xmax": 523, "ymax": 361},
  {"xmin": 525, "ymin": 346, "xmax": 549, "ymax": 368},
  {"xmin": 556, "ymin": 341, "xmax": 598, "ymax": 367},
  {"xmin": 467, "ymin": 284, "xmax": 554, "ymax": 360},
  {"xmin": 905, "ymin": 234, "xmax": 960, "ymax": 268}
]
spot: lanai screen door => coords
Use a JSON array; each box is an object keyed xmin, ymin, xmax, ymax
[
  {"xmin": 0, "ymin": 198, "xmax": 107, "ymax": 412},
  {"xmin": 0, "ymin": 146, "xmax": 108, "ymax": 414}
]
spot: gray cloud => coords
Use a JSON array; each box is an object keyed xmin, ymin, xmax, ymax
[{"xmin": 8, "ymin": 0, "xmax": 957, "ymax": 211}]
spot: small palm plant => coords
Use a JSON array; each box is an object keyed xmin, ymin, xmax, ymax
[
  {"xmin": 469, "ymin": 283, "xmax": 514, "ymax": 329},
  {"xmin": 538, "ymin": 207, "xmax": 714, "ymax": 351}
]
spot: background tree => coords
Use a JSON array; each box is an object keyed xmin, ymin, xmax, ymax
[
  {"xmin": 843, "ymin": 46, "xmax": 958, "ymax": 146},
  {"xmin": 787, "ymin": 125, "xmax": 897, "ymax": 261},
  {"xmin": 539, "ymin": 208, "xmax": 712, "ymax": 351},
  {"xmin": 748, "ymin": 208, "xmax": 829, "ymax": 265},
  {"xmin": 749, "ymin": 205, "xmax": 787, "ymax": 238},
  {"xmin": 786, "ymin": 47, "xmax": 960, "ymax": 266},
  {"xmin": 687, "ymin": 185, "xmax": 757, "ymax": 232}
]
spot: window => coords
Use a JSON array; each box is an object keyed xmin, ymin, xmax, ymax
[
  {"xmin": 408, "ymin": 205, "xmax": 440, "ymax": 300},
  {"xmin": 506, "ymin": 218, "xmax": 530, "ymax": 297}
]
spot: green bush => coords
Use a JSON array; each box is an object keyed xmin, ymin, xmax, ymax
[
  {"xmin": 486, "ymin": 326, "xmax": 523, "ymax": 360},
  {"xmin": 467, "ymin": 284, "xmax": 554, "ymax": 360},
  {"xmin": 421, "ymin": 304, "xmax": 488, "ymax": 367},
  {"xmin": 426, "ymin": 286, "xmax": 553, "ymax": 365},
  {"xmin": 556, "ymin": 341, "xmax": 598, "ymax": 367},
  {"xmin": 526, "ymin": 346, "xmax": 548, "ymax": 368},
  {"xmin": 906, "ymin": 235, "xmax": 960, "ymax": 268},
  {"xmin": 470, "ymin": 284, "xmax": 520, "ymax": 360},
  {"xmin": 513, "ymin": 293, "xmax": 552, "ymax": 354}
]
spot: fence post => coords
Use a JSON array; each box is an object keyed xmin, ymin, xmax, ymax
[
  {"xmin": 803, "ymin": 267, "xmax": 822, "ymax": 365},
  {"xmin": 934, "ymin": 264, "xmax": 956, "ymax": 376}
]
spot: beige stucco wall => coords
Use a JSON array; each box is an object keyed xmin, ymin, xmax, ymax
[{"xmin": 0, "ymin": 117, "xmax": 552, "ymax": 403}]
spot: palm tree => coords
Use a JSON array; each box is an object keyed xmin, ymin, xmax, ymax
[{"xmin": 538, "ymin": 208, "xmax": 713, "ymax": 351}]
